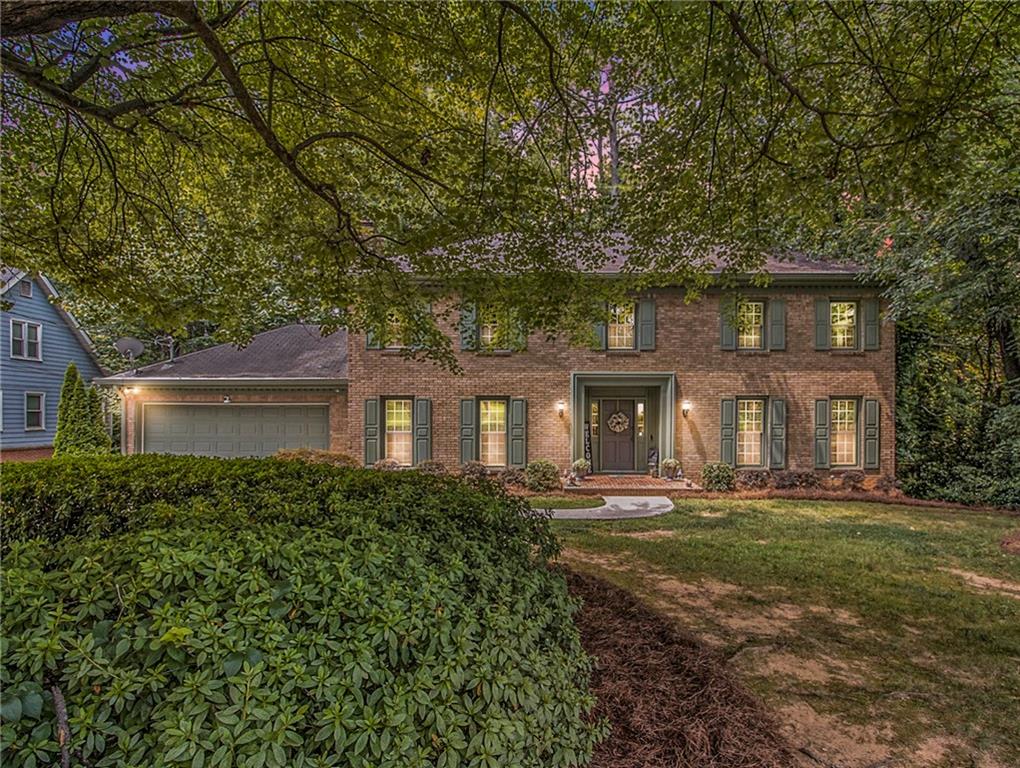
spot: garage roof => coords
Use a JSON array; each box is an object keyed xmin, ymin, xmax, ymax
[{"xmin": 98, "ymin": 324, "xmax": 347, "ymax": 384}]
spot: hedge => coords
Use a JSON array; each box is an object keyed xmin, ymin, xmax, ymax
[{"xmin": 0, "ymin": 456, "xmax": 604, "ymax": 767}]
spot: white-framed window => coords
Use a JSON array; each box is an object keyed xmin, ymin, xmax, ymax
[
  {"xmin": 830, "ymin": 301, "xmax": 858, "ymax": 350},
  {"xmin": 830, "ymin": 398, "xmax": 858, "ymax": 466},
  {"xmin": 385, "ymin": 311, "xmax": 404, "ymax": 349},
  {"xmin": 384, "ymin": 398, "xmax": 413, "ymax": 465},
  {"xmin": 737, "ymin": 301, "xmax": 765, "ymax": 349},
  {"xmin": 736, "ymin": 398, "xmax": 765, "ymax": 466},
  {"xmin": 607, "ymin": 304, "xmax": 635, "ymax": 350},
  {"xmin": 10, "ymin": 320, "xmax": 42, "ymax": 360},
  {"xmin": 19, "ymin": 280, "xmax": 33, "ymax": 298},
  {"xmin": 25, "ymin": 392, "xmax": 45, "ymax": 430},
  {"xmin": 479, "ymin": 399, "xmax": 508, "ymax": 467},
  {"xmin": 478, "ymin": 305, "xmax": 502, "ymax": 349}
]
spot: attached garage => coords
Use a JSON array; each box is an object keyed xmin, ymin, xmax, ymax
[{"xmin": 142, "ymin": 403, "xmax": 330, "ymax": 457}]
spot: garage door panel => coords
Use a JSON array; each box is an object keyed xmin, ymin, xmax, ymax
[{"xmin": 143, "ymin": 404, "xmax": 329, "ymax": 458}]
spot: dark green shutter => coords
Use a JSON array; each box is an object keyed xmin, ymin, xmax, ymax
[
  {"xmin": 769, "ymin": 398, "xmax": 786, "ymax": 469},
  {"xmin": 863, "ymin": 398, "xmax": 880, "ymax": 469},
  {"xmin": 459, "ymin": 304, "xmax": 478, "ymax": 351},
  {"xmin": 637, "ymin": 298, "xmax": 656, "ymax": 351},
  {"xmin": 509, "ymin": 398, "xmax": 527, "ymax": 467},
  {"xmin": 413, "ymin": 398, "xmax": 432, "ymax": 465},
  {"xmin": 364, "ymin": 398, "xmax": 380, "ymax": 465},
  {"xmin": 814, "ymin": 399, "xmax": 830, "ymax": 469},
  {"xmin": 815, "ymin": 300, "xmax": 831, "ymax": 350},
  {"xmin": 720, "ymin": 398, "xmax": 736, "ymax": 466},
  {"xmin": 366, "ymin": 329, "xmax": 382, "ymax": 350},
  {"xmin": 459, "ymin": 398, "xmax": 476, "ymax": 463},
  {"xmin": 863, "ymin": 298, "xmax": 880, "ymax": 350},
  {"xmin": 720, "ymin": 297, "xmax": 737, "ymax": 351},
  {"xmin": 768, "ymin": 299, "xmax": 786, "ymax": 351}
]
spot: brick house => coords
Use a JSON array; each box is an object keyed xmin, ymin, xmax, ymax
[{"xmin": 102, "ymin": 256, "xmax": 894, "ymax": 481}]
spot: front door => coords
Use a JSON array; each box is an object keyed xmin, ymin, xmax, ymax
[{"xmin": 600, "ymin": 399, "xmax": 635, "ymax": 471}]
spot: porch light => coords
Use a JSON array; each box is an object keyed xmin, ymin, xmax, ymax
[
  {"xmin": 124, "ymin": 387, "xmax": 139, "ymax": 395},
  {"xmin": 682, "ymin": 400, "xmax": 692, "ymax": 418},
  {"xmin": 223, "ymin": 395, "xmax": 231, "ymax": 404},
  {"xmin": 556, "ymin": 400, "xmax": 566, "ymax": 418}
]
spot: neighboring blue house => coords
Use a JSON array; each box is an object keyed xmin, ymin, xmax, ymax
[{"xmin": 1, "ymin": 268, "xmax": 105, "ymax": 459}]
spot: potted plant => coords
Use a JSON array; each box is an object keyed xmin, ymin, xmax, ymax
[
  {"xmin": 660, "ymin": 457, "xmax": 682, "ymax": 480},
  {"xmin": 571, "ymin": 458, "xmax": 592, "ymax": 479}
]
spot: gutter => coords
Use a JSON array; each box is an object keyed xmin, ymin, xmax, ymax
[{"xmin": 95, "ymin": 376, "xmax": 348, "ymax": 389}]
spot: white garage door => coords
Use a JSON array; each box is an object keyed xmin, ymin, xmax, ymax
[{"xmin": 143, "ymin": 404, "xmax": 330, "ymax": 457}]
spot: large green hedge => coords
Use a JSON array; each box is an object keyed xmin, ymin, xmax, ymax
[{"xmin": 1, "ymin": 456, "xmax": 603, "ymax": 767}]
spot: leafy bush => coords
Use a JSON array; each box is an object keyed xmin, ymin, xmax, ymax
[
  {"xmin": 459, "ymin": 460, "xmax": 489, "ymax": 480},
  {"xmin": 373, "ymin": 457, "xmax": 402, "ymax": 471},
  {"xmin": 274, "ymin": 447, "xmax": 359, "ymax": 467},
  {"xmin": 875, "ymin": 475, "xmax": 901, "ymax": 494},
  {"xmin": 414, "ymin": 459, "xmax": 448, "ymax": 475},
  {"xmin": 497, "ymin": 466, "xmax": 527, "ymax": 487},
  {"xmin": 837, "ymin": 470, "xmax": 866, "ymax": 491},
  {"xmin": 53, "ymin": 363, "xmax": 110, "ymax": 456},
  {"xmin": 701, "ymin": 462, "xmax": 736, "ymax": 491},
  {"xmin": 525, "ymin": 460, "xmax": 561, "ymax": 492},
  {"xmin": 660, "ymin": 457, "xmax": 681, "ymax": 479},
  {"xmin": 772, "ymin": 470, "xmax": 821, "ymax": 489},
  {"xmin": 735, "ymin": 469, "xmax": 772, "ymax": 490}
]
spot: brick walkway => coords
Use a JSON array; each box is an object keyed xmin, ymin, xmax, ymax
[{"xmin": 564, "ymin": 474, "xmax": 700, "ymax": 496}]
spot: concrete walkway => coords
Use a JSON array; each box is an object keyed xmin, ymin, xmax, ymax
[{"xmin": 549, "ymin": 495, "xmax": 674, "ymax": 520}]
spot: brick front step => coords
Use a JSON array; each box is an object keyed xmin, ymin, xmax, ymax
[{"xmin": 563, "ymin": 474, "xmax": 700, "ymax": 495}]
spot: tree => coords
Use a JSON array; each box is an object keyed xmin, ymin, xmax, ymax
[{"xmin": 53, "ymin": 363, "xmax": 111, "ymax": 456}]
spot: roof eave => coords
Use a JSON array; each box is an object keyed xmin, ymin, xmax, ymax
[{"xmin": 94, "ymin": 376, "xmax": 348, "ymax": 389}]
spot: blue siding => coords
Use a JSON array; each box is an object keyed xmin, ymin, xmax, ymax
[{"xmin": 0, "ymin": 277, "xmax": 103, "ymax": 449}]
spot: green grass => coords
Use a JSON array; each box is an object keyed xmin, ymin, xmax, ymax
[
  {"xmin": 528, "ymin": 495, "xmax": 605, "ymax": 509},
  {"xmin": 556, "ymin": 499, "xmax": 1020, "ymax": 763}
]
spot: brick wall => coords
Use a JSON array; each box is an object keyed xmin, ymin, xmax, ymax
[{"xmin": 348, "ymin": 288, "xmax": 896, "ymax": 478}]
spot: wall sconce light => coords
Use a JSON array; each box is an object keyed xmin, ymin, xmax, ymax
[
  {"xmin": 124, "ymin": 387, "xmax": 139, "ymax": 395},
  {"xmin": 682, "ymin": 400, "xmax": 692, "ymax": 418},
  {"xmin": 556, "ymin": 400, "xmax": 566, "ymax": 418},
  {"xmin": 223, "ymin": 395, "xmax": 232, "ymax": 404}
]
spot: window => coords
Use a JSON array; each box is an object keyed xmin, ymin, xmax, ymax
[
  {"xmin": 25, "ymin": 393, "xmax": 44, "ymax": 430},
  {"xmin": 479, "ymin": 399, "xmax": 507, "ymax": 467},
  {"xmin": 607, "ymin": 304, "xmax": 635, "ymax": 349},
  {"xmin": 830, "ymin": 399, "xmax": 858, "ymax": 466},
  {"xmin": 384, "ymin": 399, "xmax": 413, "ymax": 465},
  {"xmin": 636, "ymin": 402, "xmax": 645, "ymax": 438},
  {"xmin": 590, "ymin": 401, "xmax": 599, "ymax": 439},
  {"xmin": 385, "ymin": 311, "xmax": 404, "ymax": 348},
  {"xmin": 736, "ymin": 399, "xmax": 765, "ymax": 466},
  {"xmin": 10, "ymin": 320, "xmax": 41, "ymax": 360},
  {"xmin": 830, "ymin": 302, "xmax": 857, "ymax": 349},
  {"xmin": 737, "ymin": 301, "xmax": 765, "ymax": 349},
  {"xmin": 19, "ymin": 280, "xmax": 32, "ymax": 298}
]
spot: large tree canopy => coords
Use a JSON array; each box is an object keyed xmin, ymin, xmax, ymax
[{"xmin": 2, "ymin": 1, "xmax": 1018, "ymax": 367}]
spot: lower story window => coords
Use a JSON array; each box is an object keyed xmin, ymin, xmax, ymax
[
  {"xmin": 385, "ymin": 399, "xmax": 413, "ymax": 465},
  {"xmin": 736, "ymin": 398, "xmax": 764, "ymax": 466},
  {"xmin": 830, "ymin": 398, "xmax": 858, "ymax": 466},
  {"xmin": 25, "ymin": 392, "xmax": 44, "ymax": 430},
  {"xmin": 479, "ymin": 399, "xmax": 507, "ymax": 467}
]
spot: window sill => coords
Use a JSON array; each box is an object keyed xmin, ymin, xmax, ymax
[
  {"xmin": 828, "ymin": 349, "xmax": 865, "ymax": 356},
  {"xmin": 10, "ymin": 356, "xmax": 43, "ymax": 362},
  {"xmin": 477, "ymin": 350, "xmax": 513, "ymax": 357},
  {"xmin": 25, "ymin": 427, "xmax": 46, "ymax": 432},
  {"xmin": 735, "ymin": 349, "xmax": 769, "ymax": 356},
  {"xmin": 606, "ymin": 349, "xmax": 640, "ymax": 356},
  {"xmin": 380, "ymin": 348, "xmax": 408, "ymax": 356}
]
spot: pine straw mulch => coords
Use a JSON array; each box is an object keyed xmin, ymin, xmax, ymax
[{"xmin": 567, "ymin": 569, "xmax": 792, "ymax": 768}]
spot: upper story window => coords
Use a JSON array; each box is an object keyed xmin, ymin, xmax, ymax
[
  {"xmin": 736, "ymin": 398, "xmax": 765, "ymax": 466},
  {"xmin": 830, "ymin": 301, "xmax": 857, "ymax": 349},
  {"xmin": 479, "ymin": 398, "xmax": 508, "ymax": 467},
  {"xmin": 10, "ymin": 320, "xmax": 42, "ymax": 360},
  {"xmin": 19, "ymin": 280, "xmax": 33, "ymax": 298},
  {"xmin": 384, "ymin": 398, "xmax": 413, "ymax": 465},
  {"xmin": 25, "ymin": 392, "xmax": 45, "ymax": 430},
  {"xmin": 385, "ymin": 311, "xmax": 404, "ymax": 349},
  {"xmin": 737, "ymin": 301, "xmax": 765, "ymax": 350},
  {"xmin": 830, "ymin": 398, "xmax": 858, "ymax": 466},
  {"xmin": 607, "ymin": 304, "xmax": 635, "ymax": 350}
]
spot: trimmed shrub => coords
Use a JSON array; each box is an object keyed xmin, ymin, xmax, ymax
[
  {"xmin": 875, "ymin": 475, "xmax": 900, "ymax": 494},
  {"xmin": 837, "ymin": 470, "xmax": 866, "ymax": 491},
  {"xmin": 772, "ymin": 470, "xmax": 821, "ymax": 489},
  {"xmin": 373, "ymin": 457, "xmax": 402, "ymax": 471},
  {"xmin": 497, "ymin": 466, "xmax": 527, "ymax": 487},
  {"xmin": 701, "ymin": 462, "xmax": 736, "ymax": 491},
  {"xmin": 275, "ymin": 447, "xmax": 359, "ymax": 467},
  {"xmin": 459, "ymin": 460, "xmax": 489, "ymax": 480},
  {"xmin": 525, "ymin": 460, "xmax": 561, "ymax": 492},
  {"xmin": 736, "ymin": 469, "xmax": 772, "ymax": 490},
  {"xmin": 415, "ymin": 459, "xmax": 448, "ymax": 475}
]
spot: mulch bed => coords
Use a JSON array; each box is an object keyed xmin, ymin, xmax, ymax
[{"xmin": 567, "ymin": 569, "xmax": 792, "ymax": 768}]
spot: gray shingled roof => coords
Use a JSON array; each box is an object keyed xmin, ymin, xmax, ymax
[{"xmin": 102, "ymin": 324, "xmax": 347, "ymax": 381}]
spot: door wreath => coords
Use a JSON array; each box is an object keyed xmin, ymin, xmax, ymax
[{"xmin": 607, "ymin": 411, "xmax": 630, "ymax": 433}]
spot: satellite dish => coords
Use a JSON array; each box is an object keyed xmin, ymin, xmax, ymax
[{"xmin": 115, "ymin": 337, "xmax": 145, "ymax": 361}]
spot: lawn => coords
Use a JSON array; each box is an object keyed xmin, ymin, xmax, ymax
[
  {"xmin": 555, "ymin": 499, "xmax": 1020, "ymax": 767},
  {"xmin": 528, "ymin": 495, "xmax": 605, "ymax": 509}
]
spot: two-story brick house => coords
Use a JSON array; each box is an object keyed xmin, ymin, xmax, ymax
[{"xmin": 105, "ymin": 256, "xmax": 894, "ymax": 481}]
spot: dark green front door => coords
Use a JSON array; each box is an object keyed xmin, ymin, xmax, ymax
[{"xmin": 600, "ymin": 399, "xmax": 635, "ymax": 471}]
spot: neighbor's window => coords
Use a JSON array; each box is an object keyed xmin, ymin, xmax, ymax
[
  {"xmin": 830, "ymin": 399, "xmax": 858, "ymax": 466},
  {"xmin": 737, "ymin": 301, "xmax": 765, "ymax": 349},
  {"xmin": 478, "ymin": 306, "xmax": 500, "ymax": 349},
  {"xmin": 830, "ymin": 302, "xmax": 857, "ymax": 349},
  {"xmin": 10, "ymin": 320, "xmax": 41, "ymax": 360},
  {"xmin": 607, "ymin": 304, "xmax": 635, "ymax": 349},
  {"xmin": 19, "ymin": 280, "xmax": 32, "ymax": 298},
  {"xmin": 384, "ymin": 399, "xmax": 413, "ymax": 465},
  {"xmin": 479, "ymin": 399, "xmax": 507, "ymax": 467},
  {"xmin": 736, "ymin": 398, "xmax": 765, "ymax": 466},
  {"xmin": 25, "ymin": 392, "xmax": 44, "ymax": 430}
]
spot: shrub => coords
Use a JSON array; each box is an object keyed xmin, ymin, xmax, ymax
[
  {"xmin": 459, "ymin": 460, "xmax": 489, "ymax": 480},
  {"xmin": 497, "ymin": 466, "xmax": 527, "ymax": 487},
  {"xmin": 525, "ymin": 460, "xmax": 561, "ymax": 492},
  {"xmin": 414, "ymin": 459, "xmax": 448, "ymax": 475},
  {"xmin": 838, "ymin": 470, "xmax": 866, "ymax": 491},
  {"xmin": 736, "ymin": 469, "xmax": 772, "ymax": 490},
  {"xmin": 275, "ymin": 447, "xmax": 359, "ymax": 467},
  {"xmin": 875, "ymin": 475, "xmax": 901, "ymax": 494},
  {"xmin": 772, "ymin": 470, "xmax": 821, "ymax": 489},
  {"xmin": 701, "ymin": 462, "xmax": 736, "ymax": 491},
  {"xmin": 660, "ymin": 457, "xmax": 681, "ymax": 479},
  {"xmin": 373, "ymin": 457, "xmax": 402, "ymax": 471},
  {"xmin": 1, "ymin": 519, "xmax": 602, "ymax": 767},
  {"xmin": 53, "ymin": 363, "xmax": 110, "ymax": 456}
]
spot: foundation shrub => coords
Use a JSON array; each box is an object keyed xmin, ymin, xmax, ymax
[
  {"xmin": 735, "ymin": 469, "xmax": 772, "ymax": 490},
  {"xmin": 414, "ymin": 459, "xmax": 448, "ymax": 475},
  {"xmin": 525, "ymin": 460, "xmax": 561, "ymax": 492},
  {"xmin": 459, "ymin": 460, "xmax": 489, "ymax": 480},
  {"xmin": 701, "ymin": 462, "xmax": 736, "ymax": 491},
  {"xmin": 497, "ymin": 466, "xmax": 527, "ymax": 488},
  {"xmin": 837, "ymin": 470, "xmax": 866, "ymax": 491},
  {"xmin": 274, "ymin": 448, "xmax": 359, "ymax": 467},
  {"xmin": 772, "ymin": 470, "xmax": 821, "ymax": 490},
  {"xmin": 373, "ymin": 458, "xmax": 402, "ymax": 471}
]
